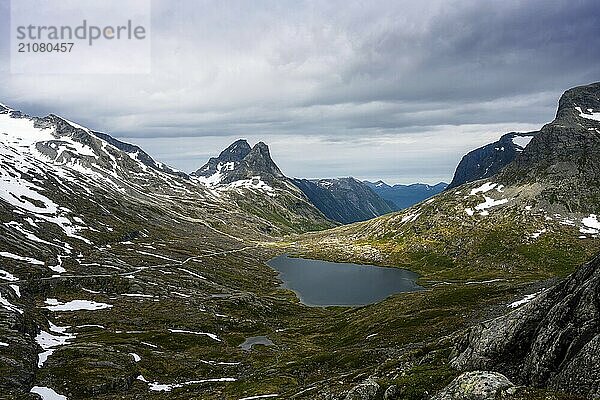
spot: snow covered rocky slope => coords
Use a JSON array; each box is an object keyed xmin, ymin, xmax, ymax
[{"xmin": 0, "ymin": 104, "xmax": 334, "ymax": 398}]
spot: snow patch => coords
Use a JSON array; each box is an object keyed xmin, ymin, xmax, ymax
[
  {"xmin": 509, "ymin": 291, "xmax": 541, "ymax": 308},
  {"xmin": 580, "ymin": 214, "xmax": 600, "ymax": 234},
  {"xmin": 145, "ymin": 377, "xmax": 236, "ymax": 392},
  {"xmin": 9, "ymin": 284, "xmax": 20, "ymax": 297},
  {"xmin": 0, "ymin": 251, "xmax": 44, "ymax": 265},
  {"xmin": 531, "ymin": 229, "xmax": 547, "ymax": 239},
  {"xmin": 474, "ymin": 197, "xmax": 509, "ymax": 215},
  {"xmin": 30, "ymin": 386, "xmax": 68, "ymax": 400},
  {"xmin": 0, "ymin": 292, "xmax": 23, "ymax": 314},
  {"xmin": 45, "ymin": 298, "xmax": 112, "ymax": 312},
  {"xmin": 168, "ymin": 329, "xmax": 221, "ymax": 342},
  {"xmin": 469, "ymin": 182, "xmax": 497, "ymax": 196},
  {"xmin": 576, "ymin": 106, "xmax": 600, "ymax": 122},
  {"xmin": 0, "ymin": 268, "xmax": 18, "ymax": 282},
  {"xmin": 35, "ymin": 322, "xmax": 76, "ymax": 367},
  {"xmin": 225, "ymin": 176, "xmax": 276, "ymax": 196},
  {"xmin": 401, "ymin": 212, "xmax": 420, "ymax": 223}
]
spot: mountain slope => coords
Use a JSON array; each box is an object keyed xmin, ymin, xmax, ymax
[
  {"xmin": 0, "ymin": 105, "xmax": 350, "ymax": 399},
  {"xmin": 191, "ymin": 139, "xmax": 335, "ymax": 233},
  {"xmin": 292, "ymin": 178, "xmax": 393, "ymax": 224},
  {"xmin": 446, "ymin": 132, "xmax": 536, "ymax": 190},
  {"xmin": 499, "ymin": 82, "xmax": 600, "ymax": 213},
  {"xmin": 365, "ymin": 181, "xmax": 447, "ymax": 210},
  {"xmin": 452, "ymin": 254, "xmax": 600, "ymax": 398},
  {"xmin": 296, "ymin": 82, "xmax": 600, "ymax": 282}
]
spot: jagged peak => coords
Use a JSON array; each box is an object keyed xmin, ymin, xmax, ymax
[{"xmin": 219, "ymin": 139, "xmax": 252, "ymax": 160}]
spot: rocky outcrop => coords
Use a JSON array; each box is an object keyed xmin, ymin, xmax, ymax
[
  {"xmin": 191, "ymin": 139, "xmax": 252, "ymax": 178},
  {"xmin": 432, "ymin": 371, "xmax": 515, "ymax": 400},
  {"xmin": 344, "ymin": 378, "xmax": 380, "ymax": 400},
  {"xmin": 451, "ymin": 254, "xmax": 600, "ymax": 398}
]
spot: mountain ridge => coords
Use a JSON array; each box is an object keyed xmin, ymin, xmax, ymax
[
  {"xmin": 291, "ymin": 177, "xmax": 394, "ymax": 224},
  {"xmin": 364, "ymin": 180, "xmax": 448, "ymax": 210}
]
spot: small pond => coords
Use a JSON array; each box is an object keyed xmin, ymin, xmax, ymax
[{"xmin": 267, "ymin": 254, "xmax": 423, "ymax": 307}]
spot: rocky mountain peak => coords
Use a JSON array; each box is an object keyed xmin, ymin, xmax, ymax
[
  {"xmin": 219, "ymin": 139, "xmax": 252, "ymax": 162},
  {"xmin": 192, "ymin": 139, "xmax": 285, "ymax": 187},
  {"xmin": 556, "ymin": 81, "xmax": 600, "ymax": 124},
  {"xmin": 192, "ymin": 139, "xmax": 252, "ymax": 178},
  {"xmin": 497, "ymin": 82, "xmax": 600, "ymax": 213},
  {"xmin": 243, "ymin": 141, "xmax": 284, "ymax": 179}
]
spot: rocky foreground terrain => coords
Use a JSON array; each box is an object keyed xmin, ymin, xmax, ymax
[{"xmin": 0, "ymin": 82, "xmax": 599, "ymax": 400}]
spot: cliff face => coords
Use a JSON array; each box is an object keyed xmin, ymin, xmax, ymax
[
  {"xmin": 292, "ymin": 178, "xmax": 393, "ymax": 224},
  {"xmin": 451, "ymin": 254, "xmax": 600, "ymax": 398},
  {"xmin": 447, "ymin": 132, "xmax": 536, "ymax": 190}
]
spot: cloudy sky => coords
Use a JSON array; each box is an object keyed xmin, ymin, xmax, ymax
[{"xmin": 1, "ymin": 0, "xmax": 599, "ymax": 183}]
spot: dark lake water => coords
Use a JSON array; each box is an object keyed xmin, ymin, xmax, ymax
[{"xmin": 267, "ymin": 255, "xmax": 423, "ymax": 307}]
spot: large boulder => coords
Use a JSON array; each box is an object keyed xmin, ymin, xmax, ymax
[
  {"xmin": 344, "ymin": 378, "xmax": 380, "ymax": 400},
  {"xmin": 431, "ymin": 371, "xmax": 515, "ymax": 400}
]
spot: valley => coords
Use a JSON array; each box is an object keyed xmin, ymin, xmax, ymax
[{"xmin": 1, "ymin": 82, "xmax": 599, "ymax": 400}]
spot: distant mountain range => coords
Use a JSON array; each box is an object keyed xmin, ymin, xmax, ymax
[
  {"xmin": 191, "ymin": 139, "xmax": 441, "ymax": 224},
  {"xmin": 364, "ymin": 181, "xmax": 448, "ymax": 210},
  {"xmin": 291, "ymin": 178, "xmax": 393, "ymax": 224}
]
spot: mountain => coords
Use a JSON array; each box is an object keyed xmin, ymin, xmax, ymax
[
  {"xmin": 499, "ymin": 82, "xmax": 600, "ymax": 213},
  {"xmin": 297, "ymin": 82, "xmax": 600, "ymax": 281},
  {"xmin": 451, "ymin": 254, "xmax": 600, "ymax": 399},
  {"xmin": 291, "ymin": 178, "xmax": 394, "ymax": 224},
  {"xmin": 191, "ymin": 139, "xmax": 335, "ymax": 233},
  {"xmin": 364, "ymin": 181, "xmax": 448, "ymax": 210},
  {"xmin": 191, "ymin": 139, "xmax": 285, "ymax": 185},
  {"xmin": 446, "ymin": 132, "xmax": 537, "ymax": 190}
]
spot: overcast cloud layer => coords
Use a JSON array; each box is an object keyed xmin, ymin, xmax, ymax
[{"xmin": 1, "ymin": 0, "xmax": 599, "ymax": 183}]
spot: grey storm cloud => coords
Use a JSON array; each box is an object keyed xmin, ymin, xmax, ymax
[{"xmin": 0, "ymin": 0, "xmax": 599, "ymax": 183}]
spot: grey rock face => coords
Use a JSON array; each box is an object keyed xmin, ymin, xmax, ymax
[
  {"xmin": 192, "ymin": 139, "xmax": 251, "ymax": 178},
  {"xmin": 192, "ymin": 139, "xmax": 284, "ymax": 184},
  {"xmin": 451, "ymin": 254, "xmax": 600, "ymax": 398},
  {"xmin": 293, "ymin": 178, "xmax": 394, "ymax": 224},
  {"xmin": 447, "ymin": 132, "xmax": 536, "ymax": 190},
  {"xmin": 344, "ymin": 378, "xmax": 380, "ymax": 400},
  {"xmin": 431, "ymin": 371, "xmax": 515, "ymax": 400},
  {"xmin": 498, "ymin": 82, "xmax": 600, "ymax": 213},
  {"xmin": 232, "ymin": 141, "xmax": 285, "ymax": 182}
]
